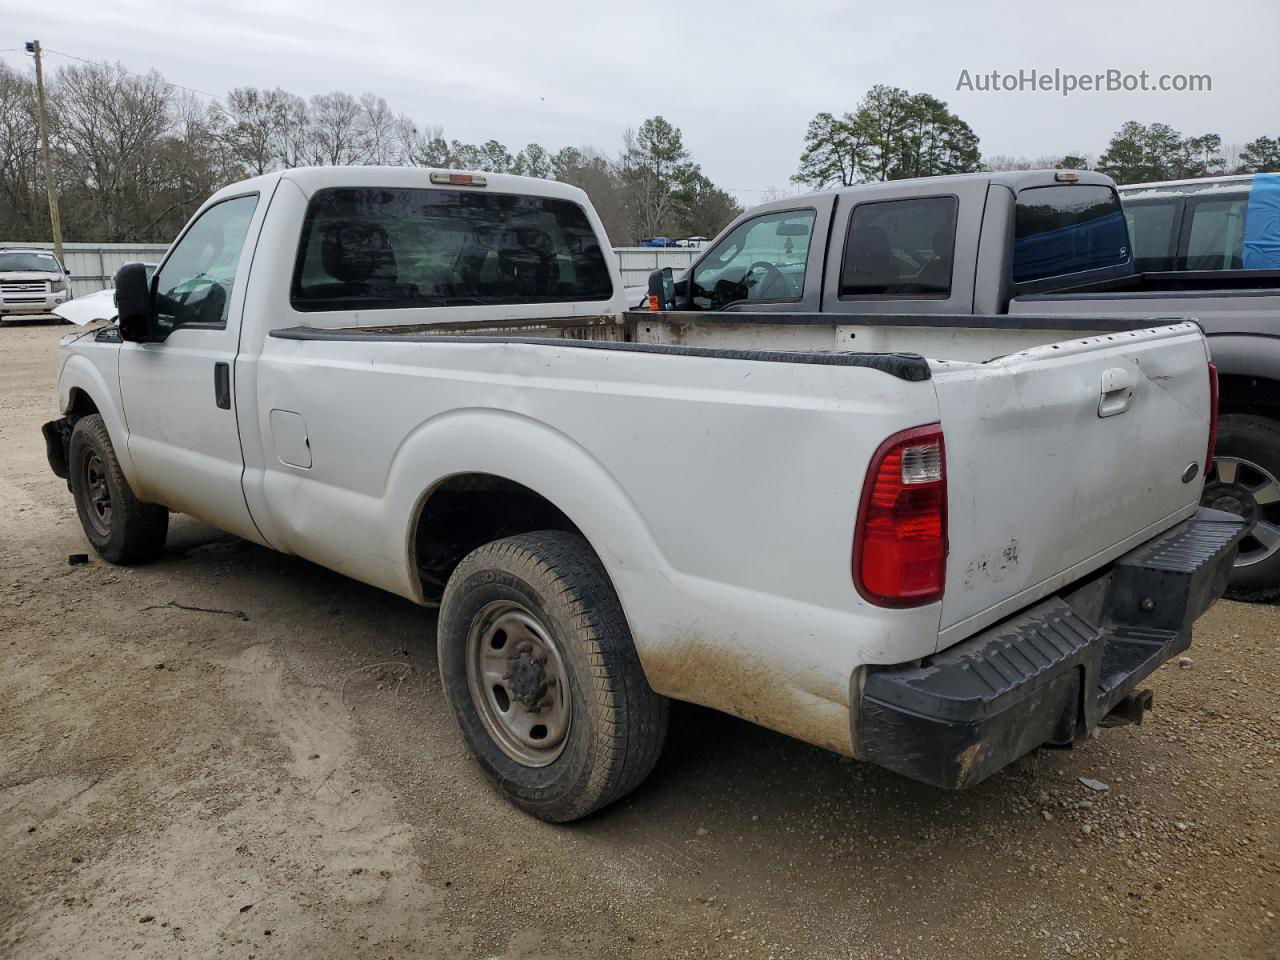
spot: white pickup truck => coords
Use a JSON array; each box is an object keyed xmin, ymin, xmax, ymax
[{"xmin": 44, "ymin": 166, "xmax": 1244, "ymax": 821}]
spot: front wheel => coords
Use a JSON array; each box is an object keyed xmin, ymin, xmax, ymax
[
  {"xmin": 68, "ymin": 414, "xmax": 168, "ymax": 564},
  {"xmin": 1202, "ymin": 413, "xmax": 1280, "ymax": 600},
  {"xmin": 437, "ymin": 531, "xmax": 669, "ymax": 822}
]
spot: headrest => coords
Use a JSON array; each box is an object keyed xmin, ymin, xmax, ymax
[
  {"xmin": 320, "ymin": 221, "xmax": 398, "ymax": 284},
  {"xmin": 497, "ymin": 228, "xmax": 554, "ymax": 277}
]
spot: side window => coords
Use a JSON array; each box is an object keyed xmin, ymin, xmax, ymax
[
  {"xmin": 840, "ymin": 196, "xmax": 957, "ymax": 298},
  {"xmin": 1184, "ymin": 197, "xmax": 1247, "ymax": 270},
  {"xmin": 1123, "ymin": 199, "xmax": 1179, "ymax": 272},
  {"xmin": 153, "ymin": 195, "xmax": 258, "ymax": 332},
  {"xmin": 1013, "ymin": 185, "xmax": 1130, "ymax": 284},
  {"xmin": 689, "ymin": 209, "xmax": 815, "ymax": 310}
]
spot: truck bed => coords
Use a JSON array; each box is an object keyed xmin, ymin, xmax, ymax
[{"xmin": 272, "ymin": 310, "xmax": 1212, "ymax": 646}]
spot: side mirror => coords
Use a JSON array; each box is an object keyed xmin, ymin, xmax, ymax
[
  {"xmin": 115, "ymin": 262, "xmax": 153, "ymax": 342},
  {"xmin": 646, "ymin": 267, "xmax": 676, "ymax": 311}
]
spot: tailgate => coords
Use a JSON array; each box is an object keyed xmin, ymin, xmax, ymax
[{"xmin": 933, "ymin": 322, "xmax": 1212, "ymax": 645}]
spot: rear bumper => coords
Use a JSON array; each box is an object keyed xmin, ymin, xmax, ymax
[{"xmin": 853, "ymin": 508, "xmax": 1246, "ymax": 789}]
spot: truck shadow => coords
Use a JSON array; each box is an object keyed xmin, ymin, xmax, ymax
[
  {"xmin": 157, "ymin": 519, "xmax": 1078, "ymax": 838},
  {"xmin": 127, "ymin": 518, "xmax": 1184, "ymax": 950}
]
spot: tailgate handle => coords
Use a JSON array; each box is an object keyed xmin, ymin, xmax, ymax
[{"xmin": 1098, "ymin": 367, "xmax": 1136, "ymax": 418}]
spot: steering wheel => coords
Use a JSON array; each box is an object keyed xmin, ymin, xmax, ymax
[
  {"xmin": 744, "ymin": 261, "xmax": 786, "ymax": 300},
  {"xmin": 169, "ymin": 273, "xmax": 226, "ymax": 325}
]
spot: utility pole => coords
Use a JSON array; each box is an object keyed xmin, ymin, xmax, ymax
[{"xmin": 26, "ymin": 40, "xmax": 64, "ymax": 262}]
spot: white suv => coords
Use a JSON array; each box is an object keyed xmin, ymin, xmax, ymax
[{"xmin": 0, "ymin": 249, "xmax": 72, "ymax": 318}]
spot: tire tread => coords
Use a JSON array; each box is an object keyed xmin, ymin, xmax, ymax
[
  {"xmin": 441, "ymin": 530, "xmax": 668, "ymax": 821},
  {"xmin": 69, "ymin": 414, "xmax": 168, "ymax": 564}
]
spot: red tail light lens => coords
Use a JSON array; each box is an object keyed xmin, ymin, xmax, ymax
[
  {"xmin": 1205, "ymin": 361, "xmax": 1219, "ymax": 476},
  {"xmin": 854, "ymin": 424, "xmax": 947, "ymax": 607}
]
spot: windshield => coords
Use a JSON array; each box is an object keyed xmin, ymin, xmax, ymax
[{"xmin": 0, "ymin": 252, "xmax": 61, "ymax": 273}]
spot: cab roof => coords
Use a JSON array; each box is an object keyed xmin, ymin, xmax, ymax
[{"xmin": 206, "ymin": 166, "xmax": 593, "ymax": 207}]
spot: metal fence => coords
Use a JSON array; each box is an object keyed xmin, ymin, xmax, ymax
[
  {"xmin": 612, "ymin": 247, "xmax": 700, "ymax": 286},
  {"xmin": 3, "ymin": 241, "xmax": 701, "ymax": 297}
]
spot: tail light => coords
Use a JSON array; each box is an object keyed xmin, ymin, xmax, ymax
[
  {"xmin": 1205, "ymin": 361, "xmax": 1219, "ymax": 476},
  {"xmin": 854, "ymin": 424, "xmax": 947, "ymax": 607}
]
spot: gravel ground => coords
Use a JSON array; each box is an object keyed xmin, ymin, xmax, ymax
[{"xmin": 1, "ymin": 321, "xmax": 1277, "ymax": 960}]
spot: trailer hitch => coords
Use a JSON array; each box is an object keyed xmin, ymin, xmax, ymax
[{"xmin": 1100, "ymin": 688, "xmax": 1153, "ymax": 728}]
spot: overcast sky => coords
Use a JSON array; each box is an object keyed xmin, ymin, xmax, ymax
[{"xmin": 7, "ymin": 0, "xmax": 1278, "ymax": 200}]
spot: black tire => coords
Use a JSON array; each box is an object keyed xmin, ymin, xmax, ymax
[
  {"xmin": 68, "ymin": 414, "xmax": 168, "ymax": 564},
  {"xmin": 1204, "ymin": 413, "xmax": 1280, "ymax": 601},
  {"xmin": 438, "ymin": 530, "xmax": 669, "ymax": 822}
]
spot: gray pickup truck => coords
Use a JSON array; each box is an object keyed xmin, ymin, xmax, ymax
[{"xmin": 648, "ymin": 170, "xmax": 1280, "ymax": 596}]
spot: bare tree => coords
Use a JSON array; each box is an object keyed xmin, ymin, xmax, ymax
[
  {"xmin": 308, "ymin": 91, "xmax": 370, "ymax": 165},
  {"xmin": 158, "ymin": 92, "xmax": 240, "ymax": 231},
  {"xmin": 224, "ymin": 87, "xmax": 291, "ymax": 175},
  {"xmin": 395, "ymin": 118, "xmax": 447, "ymax": 166},
  {"xmin": 360, "ymin": 94, "xmax": 400, "ymax": 165},
  {"xmin": 272, "ymin": 91, "xmax": 311, "ymax": 169},
  {"xmin": 52, "ymin": 62, "xmax": 174, "ymax": 240},
  {"xmin": 0, "ymin": 63, "xmax": 44, "ymax": 238}
]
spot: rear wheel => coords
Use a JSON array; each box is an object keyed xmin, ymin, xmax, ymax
[
  {"xmin": 1202, "ymin": 413, "xmax": 1280, "ymax": 600},
  {"xmin": 68, "ymin": 415, "xmax": 168, "ymax": 564},
  {"xmin": 438, "ymin": 531, "xmax": 669, "ymax": 821}
]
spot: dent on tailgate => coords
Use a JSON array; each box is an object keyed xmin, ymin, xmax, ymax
[{"xmin": 933, "ymin": 325, "xmax": 1210, "ymax": 646}]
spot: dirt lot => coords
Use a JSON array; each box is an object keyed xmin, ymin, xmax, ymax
[{"xmin": 1, "ymin": 320, "xmax": 1277, "ymax": 960}]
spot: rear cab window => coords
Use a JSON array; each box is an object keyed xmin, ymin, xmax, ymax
[
  {"xmin": 1013, "ymin": 185, "xmax": 1131, "ymax": 285},
  {"xmin": 840, "ymin": 196, "xmax": 957, "ymax": 298},
  {"xmin": 291, "ymin": 188, "xmax": 613, "ymax": 311}
]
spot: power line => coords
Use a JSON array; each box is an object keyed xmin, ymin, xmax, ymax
[{"xmin": 40, "ymin": 47, "xmax": 226, "ymax": 103}]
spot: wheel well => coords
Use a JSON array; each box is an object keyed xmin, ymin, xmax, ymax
[
  {"xmin": 412, "ymin": 474, "xmax": 582, "ymax": 602},
  {"xmin": 66, "ymin": 387, "xmax": 100, "ymax": 420},
  {"xmin": 1218, "ymin": 373, "xmax": 1280, "ymax": 419}
]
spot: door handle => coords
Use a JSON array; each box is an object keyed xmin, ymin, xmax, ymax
[
  {"xmin": 214, "ymin": 362, "xmax": 231, "ymax": 410},
  {"xmin": 1098, "ymin": 367, "xmax": 1135, "ymax": 418}
]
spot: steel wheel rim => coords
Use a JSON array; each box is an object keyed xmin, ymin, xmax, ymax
[
  {"xmin": 464, "ymin": 599, "xmax": 572, "ymax": 767},
  {"xmin": 81, "ymin": 451, "xmax": 112, "ymax": 537},
  {"xmin": 1203, "ymin": 456, "xmax": 1280, "ymax": 567}
]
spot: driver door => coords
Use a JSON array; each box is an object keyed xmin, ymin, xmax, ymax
[{"xmin": 118, "ymin": 192, "xmax": 265, "ymax": 541}]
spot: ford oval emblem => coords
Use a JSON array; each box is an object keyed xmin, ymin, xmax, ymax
[{"xmin": 1182, "ymin": 462, "xmax": 1200, "ymax": 484}]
